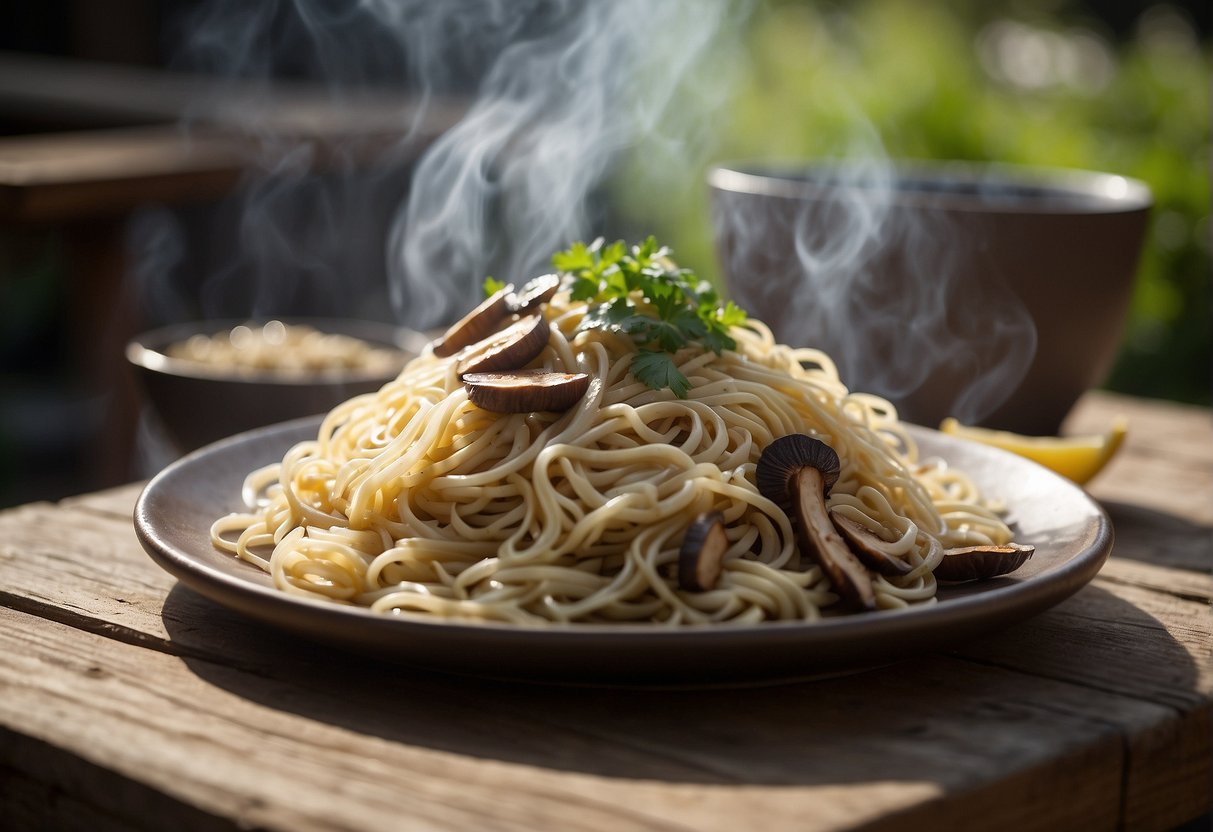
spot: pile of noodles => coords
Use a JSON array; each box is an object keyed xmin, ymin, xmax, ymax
[{"xmin": 212, "ymin": 291, "xmax": 1014, "ymax": 625}]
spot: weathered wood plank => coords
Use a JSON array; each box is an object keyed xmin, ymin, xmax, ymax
[
  {"xmin": 59, "ymin": 483, "xmax": 145, "ymax": 521},
  {"xmin": 1100, "ymin": 500, "xmax": 1212, "ymax": 575},
  {"xmin": 952, "ymin": 568, "xmax": 1212, "ymax": 708},
  {"xmin": 0, "ymin": 736, "xmax": 235, "ymax": 832},
  {"xmin": 0, "ymin": 603, "xmax": 1162, "ymax": 832},
  {"xmin": 2, "ymin": 607, "xmax": 692, "ymax": 832},
  {"xmin": 1068, "ymin": 391, "xmax": 1213, "ymax": 530},
  {"xmin": 1120, "ymin": 705, "xmax": 1212, "ymax": 832},
  {"xmin": 0, "ymin": 51, "xmax": 468, "ymax": 222},
  {"xmin": 0, "ymin": 502, "xmax": 178, "ymax": 642},
  {"xmin": 947, "ymin": 564, "xmax": 1212, "ymax": 832},
  {"xmin": 1065, "ymin": 391, "xmax": 1213, "ymax": 573},
  {"xmin": 1097, "ymin": 557, "xmax": 1213, "ymax": 603}
]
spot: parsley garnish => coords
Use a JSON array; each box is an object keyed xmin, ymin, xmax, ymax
[
  {"xmin": 631, "ymin": 349, "xmax": 692, "ymax": 398},
  {"xmin": 482, "ymin": 276, "xmax": 507, "ymax": 298},
  {"xmin": 551, "ymin": 236, "xmax": 747, "ymax": 398}
]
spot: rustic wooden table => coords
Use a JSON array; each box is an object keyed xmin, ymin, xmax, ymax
[{"xmin": 1, "ymin": 390, "xmax": 1209, "ymax": 831}]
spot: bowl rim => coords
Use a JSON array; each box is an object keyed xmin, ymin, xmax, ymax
[
  {"xmin": 126, "ymin": 317, "xmax": 428, "ymax": 386},
  {"xmin": 707, "ymin": 159, "xmax": 1153, "ymax": 215}
]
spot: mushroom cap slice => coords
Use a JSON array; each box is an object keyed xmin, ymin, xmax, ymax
[
  {"xmin": 509, "ymin": 274, "xmax": 561, "ymax": 314},
  {"xmin": 755, "ymin": 434, "xmax": 841, "ymax": 516},
  {"xmin": 829, "ymin": 511, "xmax": 914, "ymax": 576},
  {"xmin": 456, "ymin": 314, "xmax": 550, "ymax": 376},
  {"xmin": 935, "ymin": 543, "xmax": 1035, "ymax": 583},
  {"xmin": 432, "ymin": 285, "xmax": 515, "ymax": 357},
  {"xmin": 463, "ymin": 370, "xmax": 589, "ymax": 413},
  {"xmin": 678, "ymin": 511, "xmax": 729, "ymax": 592}
]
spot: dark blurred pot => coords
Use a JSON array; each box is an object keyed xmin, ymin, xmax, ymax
[
  {"xmin": 127, "ymin": 319, "xmax": 426, "ymax": 453},
  {"xmin": 709, "ymin": 161, "xmax": 1151, "ymax": 435}
]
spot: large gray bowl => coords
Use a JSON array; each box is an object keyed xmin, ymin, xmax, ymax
[
  {"xmin": 127, "ymin": 318, "xmax": 427, "ymax": 452},
  {"xmin": 709, "ymin": 161, "xmax": 1151, "ymax": 435}
]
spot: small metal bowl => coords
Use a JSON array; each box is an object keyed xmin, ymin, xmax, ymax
[{"xmin": 127, "ymin": 318, "xmax": 428, "ymax": 452}]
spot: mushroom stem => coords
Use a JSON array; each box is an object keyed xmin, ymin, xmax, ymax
[{"xmin": 792, "ymin": 468, "xmax": 877, "ymax": 610}]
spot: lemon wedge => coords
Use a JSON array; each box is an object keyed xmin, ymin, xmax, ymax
[{"xmin": 939, "ymin": 417, "xmax": 1128, "ymax": 485}]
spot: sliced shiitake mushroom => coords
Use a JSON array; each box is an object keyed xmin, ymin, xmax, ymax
[
  {"xmin": 431, "ymin": 285, "xmax": 514, "ymax": 357},
  {"xmin": 509, "ymin": 274, "xmax": 561, "ymax": 314},
  {"xmin": 456, "ymin": 314, "xmax": 550, "ymax": 376},
  {"xmin": 678, "ymin": 511, "xmax": 729, "ymax": 591},
  {"xmin": 756, "ymin": 435, "xmax": 876, "ymax": 610},
  {"xmin": 755, "ymin": 434, "xmax": 841, "ymax": 517},
  {"xmin": 934, "ymin": 543, "xmax": 1035, "ymax": 583},
  {"xmin": 829, "ymin": 511, "xmax": 914, "ymax": 577},
  {"xmin": 463, "ymin": 370, "xmax": 589, "ymax": 413}
]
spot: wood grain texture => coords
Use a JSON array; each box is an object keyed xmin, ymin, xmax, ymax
[
  {"xmin": 0, "ymin": 604, "xmax": 1145, "ymax": 832},
  {"xmin": 0, "ymin": 127, "xmax": 246, "ymax": 222},
  {"xmin": 0, "ymin": 116, "xmax": 456, "ymax": 223},
  {"xmin": 1069, "ymin": 391, "xmax": 1213, "ymax": 536},
  {"xmin": 0, "ymin": 392, "xmax": 1209, "ymax": 831},
  {"xmin": 0, "ymin": 51, "xmax": 467, "ymax": 222}
]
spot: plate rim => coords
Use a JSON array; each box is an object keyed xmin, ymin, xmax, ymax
[{"xmin": 134, "ymin": 416, "xmax": 1113, "ymax": 666}]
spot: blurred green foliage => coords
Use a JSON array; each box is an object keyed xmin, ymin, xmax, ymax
[{"xmin": 623, "ymin": 0, "xmax": 1210, "ymax": 405}]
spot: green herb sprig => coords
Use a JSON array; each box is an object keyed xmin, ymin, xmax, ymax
[{"xmin": 551, "ymin": 236, "xmax": 747, "ymax": 398}]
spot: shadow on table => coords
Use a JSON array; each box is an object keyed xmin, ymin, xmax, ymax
[
  {"xmin": 1099, "ymin": 499, "xmax": 1213, "ymax": 573},
  {"xmin": 161, "ymin": 580, "xmax": 1201, "ymax": 789}
]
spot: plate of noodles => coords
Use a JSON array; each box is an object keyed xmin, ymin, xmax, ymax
[{"xmin": 135, "ymin": 239, "xmax": 1112, "ymax": 684}]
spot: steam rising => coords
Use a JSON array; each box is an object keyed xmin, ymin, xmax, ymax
[
  {"xmin": 712, "ymin": 162, "xmax": 1038, "ymax": 425},
  {"xmin": 165, "ymin": 0, "xmax": 1032, "ymax": 424},
  {"xmin": 387, "ymin": 0, "xmax": 743, "ymax": 327},
  {"xmin": 170, "ymin": 0, "xmax": 743, "ymax": 329}
]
